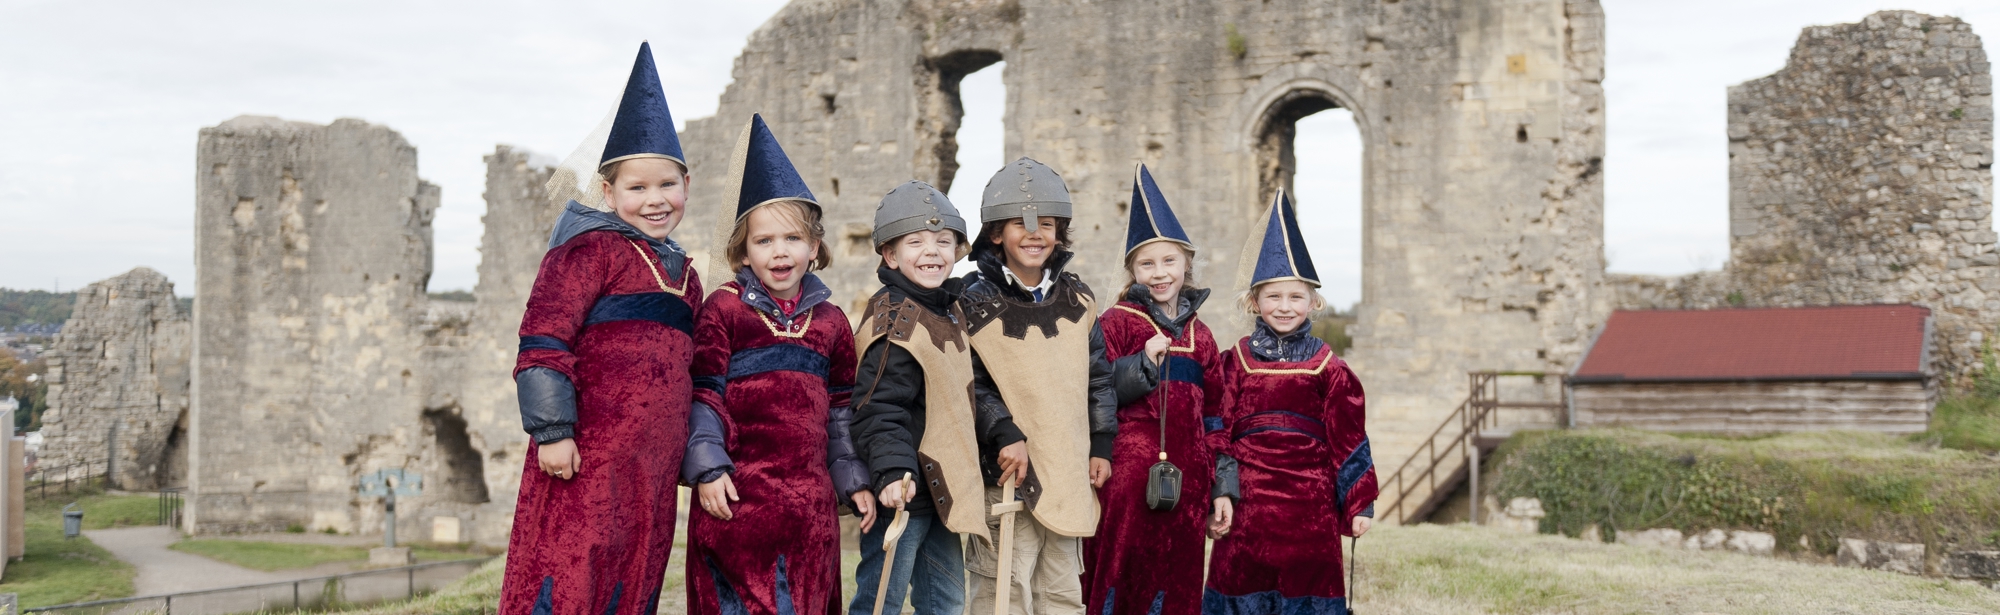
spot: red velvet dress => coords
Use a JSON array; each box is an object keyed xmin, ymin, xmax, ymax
[
  {"xmin": 685, "ymin": 280, "xmax": 856, "ymax": 615},
  {"xmin": 1203, "ymin": 340, "xmax": 1376, "ymax": 615},
  {"xmin": 1083, "ymin": 301, "xmax": 1228, "ymax": 615},
  {"xmin": 501, "ymin": 229, "xmax": 704, "ymax": 615}
]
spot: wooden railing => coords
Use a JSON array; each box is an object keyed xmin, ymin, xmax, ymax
[{"xmin": 1377, "ymin": 371, "xmax": 1568, "ymax": 524}]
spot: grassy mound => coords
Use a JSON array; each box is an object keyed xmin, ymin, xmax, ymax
[{"xmin": 1489, "ymin": 426, "xmax": 2000, "ymax": 556}]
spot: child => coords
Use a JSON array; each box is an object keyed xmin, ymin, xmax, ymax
[
  {"xmin": 1083, "ymin": 164, "xmax": 1234, "ymax": 615},
  {"xmin": 682, "ymin": 114, "xmax": 873, "ymax": 615},
  {"xmin": 501, "ymin": 42, "xmax": 702, "ymax": 615},
  {"xmin": 848, "ymin": 180, "xmax": 986, "ymax": 615},
  {"xmin": 959, "ymin": 157, "xmax": 1118, "ymax": 615},
  {"xmin": 1203, "ymin": 189, "xmax": 1376, "ymax": 615}
]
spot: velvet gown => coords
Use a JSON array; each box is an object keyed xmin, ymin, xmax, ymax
[
  {"xmin": 1082, "ymin": 300, "xmax": 1228, "ymax": 615},
  {"xmin": 685, "ymin": 278, "xmax": 857, "ymax": 615},
  {"xmin": 501, "ymin": 229, "xmax": 704, "ymax": 615},
  {"xmin": 1203, "ymin": 340, "xmax": 1377, "ymax": 615}
]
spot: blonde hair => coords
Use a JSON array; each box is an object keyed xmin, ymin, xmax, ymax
[
  {"xmin": 1237, "ymin": 280, "xmax": 1326, "ymax": 315},
  {"xmin": 1123, "ymin": 242, "xmax": 1198, "ymax": 288},
  {"xmin": 598, "ymin": 157, "xmax": 687, "ymax": 187},
  {"xmin": 727, "ymin": 200, "xmax": 832, "ymax": 272}
]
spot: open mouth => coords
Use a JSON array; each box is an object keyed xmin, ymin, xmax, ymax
[
  {"xmin": 914, "ymin": 262, "xmax": 946, "ymax": 275},
  {"xmin": 641, "ymin": 211, "xmax": 671, "ymax": 224},
  {"xmin": 1150, "ymin": 283, "xmax": 1174, "ymax": 294},
  {"xmin": 768, "ymin": 263, "xmax": 795, "ymax": 281}
]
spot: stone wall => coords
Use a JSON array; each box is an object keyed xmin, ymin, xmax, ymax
[
  {"xmin": 675, "ymin": 0, "xmax": 1609, "ymax": 497},
  {"xmin": 1616, "ymin": 12, "xmax": 1993, "ymax": 385},
  {"xmin": 38, "ymin": 268, "xmax": 190, "ymax": 489},
  {"xmin": 189, "ymin": 116, "xmax": 445, "ymax": 535}
]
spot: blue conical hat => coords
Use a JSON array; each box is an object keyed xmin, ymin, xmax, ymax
[
  {"xmin": 724, "ymin": 114, "xmax": 818, "ymax": 220},
  {"xmin": 1243, "ymin": 188, "xmax": 1320, "ymax": 288},
  {"xmin": 599, "ymin": 42, "xmax": 684, "ymax": 169},
  {"xmin": 1125, "ymin": 163, "xmax": 1194, "ymax": 257}
]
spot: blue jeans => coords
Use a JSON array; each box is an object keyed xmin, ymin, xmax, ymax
[{"xmin": 850, "ymin": 509, "xmax": 965, "ymax": 615}]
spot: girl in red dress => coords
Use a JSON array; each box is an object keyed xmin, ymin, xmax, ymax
[
  {"xmin": 1083, "ymin": 164, "xmax": 1234, "ymax": 615},
  {"xmin": 1203, "ymin": 189, "xmax": 1376, "ymax": 615},
  {"xmin": 500, "ymin": 42, "xmax": 703, "ymax": 615},
  {"xmin": 682, "ymin": 114, "xmax": 875, "ymax": 615}
]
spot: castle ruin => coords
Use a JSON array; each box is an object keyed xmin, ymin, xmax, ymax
[{"xmin": 31, "ymin": 4, "xmax": 1991, "ymax": 539}]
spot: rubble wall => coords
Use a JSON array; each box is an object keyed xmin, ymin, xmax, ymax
[
  {"xmin": 38, "ymin": 267, "xmax": 190, "ymax": 490},
  {"xmin": 674, "ymin": 0, "xmax": 1609, "ymax": 486}
]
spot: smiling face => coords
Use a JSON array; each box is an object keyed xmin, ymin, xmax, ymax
[
  {"xmin": 1254, "ymin": 280, "xmax": 1319, "ymax": 335},
  {"xmin": 738, "ymin": 202, "xmax": 823, "ymax": 300},
  {"xmin": 991, "ymin": 217, "xmax": 1060, "ymax": 284},
  {"xmin": 1127, "ymin": 241, "xmax": 1191, "ymax": 308},
  {"xmin": 600, "ymin": 158, "xmax": 690, "ymax": 240},
  {"xmin": 883, "ymin": 229, "xmax": 962, "ymax": 290}
]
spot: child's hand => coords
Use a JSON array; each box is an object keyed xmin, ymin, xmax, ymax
[
  {"xmin": 997, "ymin": 441, "xmax": 1031, "ymax": 486},
  {"xmin": 1089, "ymin": 458, "xmax": 1112, "ymax": 487},
  {"xmin": 1351, "ymin": 516, "xmax": 1372, "ymax": 537},
  {"xmin": 1208, "ymin": 497, "xmax": 1234, "ymax": 539},
  {"xmin": 852, "ymin": 491, "xmax": 879, "ymax": 533},
  {"xmin": 878, "ymin": 479, "xmax": 908, "ymax": 509},
  {"xmin": 537, "ymin": 438, "xmax": 581, "ymax": 480},
  {"xmin": 698, "ymin": 474, "xmax": 738, "ymax": 520},
  {"xmin": 1144, "ymin": 333, "xmax": 1170, "ymax": 366}
]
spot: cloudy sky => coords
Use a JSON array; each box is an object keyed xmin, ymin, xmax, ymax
[{"xmin": 1, "ymin": 1, "xmax": 1992, "ymax": 310}]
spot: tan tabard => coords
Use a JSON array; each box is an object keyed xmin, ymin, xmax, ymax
[
  {"xmin": 855, "ymin": 293, "xmax": 988, "ymax": 538},
  {"xmin": 960, "ymin": 275, "xmax": 1100, "ymax": 537}
]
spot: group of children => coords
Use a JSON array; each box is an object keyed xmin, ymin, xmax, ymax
[{"xmin": 499, "ymin": 43, "xmax": 1378, "ymax": 615}]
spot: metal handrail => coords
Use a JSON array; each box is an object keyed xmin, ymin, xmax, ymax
[{"xmin": 26, "ymin": 556, "xmax": 496, "ymax": 613}]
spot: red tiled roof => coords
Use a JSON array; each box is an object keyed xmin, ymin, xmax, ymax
[{"xmin": 1573, "ymin": 305, "xmax": 1930, "ymax": 383}]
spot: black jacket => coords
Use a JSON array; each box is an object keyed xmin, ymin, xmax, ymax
[
  {"xmin": 961, "ymin": 248, "xmax": 1119, "ymax": 486},
  {"xmin": 851, "ymin": 267, "xmax": 1022, "ymax": 514}
]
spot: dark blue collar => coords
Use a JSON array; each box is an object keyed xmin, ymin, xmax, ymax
[
  {"xmin": 733, "ymin": 267, "xmax": 832, "ymax": 327},
  {"xmin": 548, "ymin": 201, "xmax": 687, "ymax": 281},
  {"xmin": 1249, "ymin": 317, "xmax": 1325, "ymax": 363}
]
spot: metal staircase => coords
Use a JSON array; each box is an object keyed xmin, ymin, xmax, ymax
[{"xmin": 1378, "ymin": 371, "xmax": 1569, "ymax": 525}]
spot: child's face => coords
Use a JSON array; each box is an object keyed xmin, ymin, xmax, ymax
[
  {"xmin": 993, "ymin": 217, "xmax": 1059, "ymax": 273},
  {"xmin": 601, "ymin": 159, "xmax": 689, "ymax": 240},
  {"xmin": 883, "ymin": 230, "xmax": 961, "ymax": 290},
  {"xmin": 1128, "ymin": 242, "xmax": 1188, "ymax": 308},
  {"xmin": 739, "ymin": 205, "xmax": 821, "ymax": 300},
  {"xmin": 1255, "ymin": 280, "xmax": 1316, "ymax": 335}
]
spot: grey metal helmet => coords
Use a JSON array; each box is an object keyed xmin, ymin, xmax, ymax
[
  {"xmin": 979, "ymin": 157, "xmax": 1073, "ymax": 228},
  {"xmin": 873, "ymin": 180, "xmax": 968, "ymax": 249}
]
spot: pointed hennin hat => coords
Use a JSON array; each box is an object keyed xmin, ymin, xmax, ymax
[
  {"xmin": 1239, "ymin": 188, "xmax": 1321, "ymax": 288},
  {"xmin": 1124, "ymin": 163, "xmax": 1194, "ymax": 257},
  {"xmin": 599, "ymin": 42, "xmax": 684, "ymax": 170},
  {"xmin": 706, "ymin": 113, "xmax": 820, "ymax": 277},
  {"xmin": 719, "ymin": 113, "xmax": 818, "ymax": 221}
]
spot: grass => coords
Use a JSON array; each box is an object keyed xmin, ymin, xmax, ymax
[
  {"xmin": 1489, "ymin": 428, "xmax": 2000, "ymax": 556},
  {"xmin": 1923, "ymin": 396, "xmax": 2000, "ymax": 453},
  {"xmin": 332, "ymin": 525, "xmax": 2000, "ymax": 615},
  {"xmin": 1, "ymin": 490, "xmax": 140, "ymax": 607},
  {"xmin": 170, "ymin": 539, "xmax": 494, "ymax": 572}
]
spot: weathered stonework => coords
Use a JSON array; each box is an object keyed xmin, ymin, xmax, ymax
[
  {"xmin": 189, "ymin": 116, "xmax": 444, "ymax": 535},
  {"xmin": 38, "ymin": 268, "xmax": 190, "ymax": 489},
  {"xmin": 1616, "ymin": 12, "xmax": 1994, "ymax": 386},
  {"xmin": 674, "ymin": 0, "xmax": 1609, "ymax": 504}
]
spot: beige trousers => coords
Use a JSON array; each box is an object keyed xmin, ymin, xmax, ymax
[{"xmin": 965, "ymin": 485, "xmax": 1085, "ymax": 615}]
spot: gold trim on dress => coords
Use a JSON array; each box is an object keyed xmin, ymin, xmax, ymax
[
  {"xmin": 720, "ymin": 285, "xmax": 812, "ymax": 338},
  {"xmin": 1234, "ymin": 340, "xmax": 1335, "ymax": 375},
  {"xmin": 626, "ymin": 240, "xmax": 685, "ymax": 297},
  {"xmin": 1112, "ymin": 304, "xmax": 1196, "ymax": 352}
]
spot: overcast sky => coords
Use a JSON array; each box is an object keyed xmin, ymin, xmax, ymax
[{"xmin": 1, "ymin": 1, "xmax": 1992, "ymax": 309}]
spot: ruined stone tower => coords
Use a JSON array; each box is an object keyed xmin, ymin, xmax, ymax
[
  {"xmin": 673, "ymin": 0, "xmax": 1609, "ymax": 498},
  {"xmin": 39, "ymin": 267, "xmax": 190, "ymax": 490}
]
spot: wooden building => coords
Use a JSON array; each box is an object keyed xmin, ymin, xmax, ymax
[{"xmin": 1571, "ymin": 305, "xmax": 1934, "ymax": 434}]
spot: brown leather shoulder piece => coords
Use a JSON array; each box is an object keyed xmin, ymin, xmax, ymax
[
  {"xmin": 863, "ymin": 292, "xmax": 966, "ymax": 354},
  {"xmin": 962, "ymin": 275, "xmax": 1092, "ymax": 340}
]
